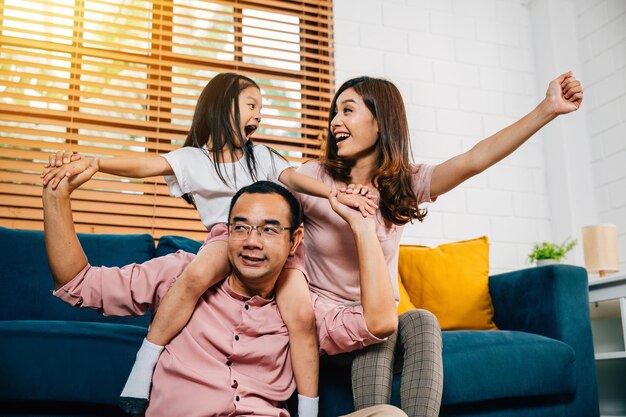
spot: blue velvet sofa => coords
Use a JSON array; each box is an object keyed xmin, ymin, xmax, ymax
[{"xmin": 0, "ymin": 226, "xmax": 599, "ymax": 417}]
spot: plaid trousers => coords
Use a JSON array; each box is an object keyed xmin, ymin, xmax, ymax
[{"xmin": 351, "ymin": 309, "xmax": 443, "ymax": 417}]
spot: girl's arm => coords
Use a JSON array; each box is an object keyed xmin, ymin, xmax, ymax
[
  {"xmin": 279, "ymin": 167, "xmax": 378, "ymax": 216},
  {"xmin": 98, "ymin": 156, "xmax": 173, "ymax": 178},
  {"xmin": 430, "ymin": 71, "xmax": 583, "ymax": 199},
  {"xmin": 279, "ymin": 167, "xmax": 331, "ymax": 198},
  {"xmin": 43, "ymin": 152, "xmax": 173, "ymax": 189}
]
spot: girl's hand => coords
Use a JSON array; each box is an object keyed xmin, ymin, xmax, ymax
[
  {"xmin": 42, "ymin": 151, "xmax": 84, "ymax": 178},
  {"xmin": 42, "ymin": 158, "xmax": 98, "ymax": 190},
  {"xmin": 329, "ymin": 188, "xmax": 375, "ymax": 229},
  {"xmin": 336, "ymin": 189, "xmax": 378, "ymax": 217},
  {"xmin": 48, "ymin": 158, "xmax": 100, "ymax": 197},
  {"xmin": 545, "ymin": 71, "xmax": 583, "ymax": 115},
  {"xmin": 44, "ymin": 150, "xmax": 83, "ymax": 168},
  {"xmin": 339, "ymin": 183, "xmax": 377, "ymax": 198}
]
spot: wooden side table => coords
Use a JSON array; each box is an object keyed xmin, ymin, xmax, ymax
[{"xmin": 589, "ymin": 273, "xmax": 626, "ymax": 417}]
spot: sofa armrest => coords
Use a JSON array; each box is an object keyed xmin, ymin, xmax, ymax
[
  {"xmin": 489, "ymin": 264, "xmax": 589, "ymax": 340},
  {"xmin": 488, "ymin": 264, "xmax": 599, "ymax": 415}
]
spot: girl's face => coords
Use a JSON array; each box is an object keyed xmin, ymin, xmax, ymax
[
  {"xmin": 330, "ymin": 88, "xmax": 379, "ymax": 160},
  {"xmin": 237, "ymin": 86, "xmax": 262, "ymax": 143}
]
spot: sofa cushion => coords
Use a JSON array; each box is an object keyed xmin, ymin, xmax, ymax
[
  {"xmin": 0, "ymin": 320, "xmax": 146, "ymax": 404},
  {"xmin": 399, "ymin": 237, "xmax": 497, "ymax": 330},
  {"xmin": 0, "ymin": 227, "xmax": 153, "ymax": 326},
  {"xmin": 397, "ymin": 275, "xmax": 417, "ymax": 315},
  {"xmin": 319, "ymin": 329, "xmax": 577, "ymax": 416},
  {"xmin": 441, "ymin": 330, "xmax": 576, "ymax": 405},
  {"xmin": 156, "ymin": 235, "xmax": 203, "ymax": 257}
]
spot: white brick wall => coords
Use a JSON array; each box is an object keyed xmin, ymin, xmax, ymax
[
  {"xmin": 572, "ymin": 0, "xmax": 626, "ymax": 271},
  {"xmin": 334, "ymin": 0, "xmax": 552, "ymax": 274},
  {"xmin": 571, "ymin": 0, "xmax": 626, "ymax": 274},
  {"xmin": 334, "ymin": 0, "xmax": 626, "ymax": 276}
]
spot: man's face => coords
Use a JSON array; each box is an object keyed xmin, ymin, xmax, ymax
[{"xmin": 227, "ymin": 192, "xmax": 298, "ymax": 287}]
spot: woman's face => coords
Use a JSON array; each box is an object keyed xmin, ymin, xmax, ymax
[{"xmin": 330, "ymin": 88, "xmax": 379, "ymax": 160}]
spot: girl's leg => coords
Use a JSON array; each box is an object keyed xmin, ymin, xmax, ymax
[
  {"xmin": 119, "ymin": 240, "xmax": 230, "ymax": 415},
  {"xmin": 275, "ymin": 269, "xmax": 319, "ymax": 417},
  {"xmin": 147, "ymin": 240, "xmax": 230, "ymax": 344},
  {"xmin": 397, "ymin": 309, "xmax": 443, "ymax": 417},
  {"xmin": 351, "ymin": 331, "xmax": 397, "ymax": 409}
]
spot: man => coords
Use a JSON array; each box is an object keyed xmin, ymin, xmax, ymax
[{"xmin": 43, "ymin": 160, "xmax": 403, "ymax": 417}]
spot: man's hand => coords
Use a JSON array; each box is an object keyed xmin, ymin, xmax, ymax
[
  {"xmin": 43, "ymin": 158, "xmax": 99, "ymax": 198},
  {"xmin": 42, "ymin": 157, "xmax": 98, "ymax": 190},
  {"xmin": 42, "ymin": 157, "xmax": 97, "ymax": 289}
]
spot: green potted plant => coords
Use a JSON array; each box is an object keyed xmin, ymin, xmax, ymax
[{"xmin": 527, "ymin": 238, "xmax": 577, "ymax": 266}]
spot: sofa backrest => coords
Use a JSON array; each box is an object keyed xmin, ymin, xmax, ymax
[
  {"xmin": 156, "ymin": 235, "xmax": 203, "ymax": 257},
  {"xmin": 0, "ymin": 227, "xmax": 154, "ymax": 327}
]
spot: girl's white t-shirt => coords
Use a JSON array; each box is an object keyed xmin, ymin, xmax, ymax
[{"xmin": 162, "ymin": 144, "xmax": 291, "ymax": 230}]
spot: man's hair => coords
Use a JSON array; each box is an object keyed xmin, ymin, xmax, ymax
[{"xmin": 228, "ymin": 181, "xmax": 302, "ymax": 233}]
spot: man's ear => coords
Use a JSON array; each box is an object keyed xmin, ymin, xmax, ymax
[{"xmin": 288, "ymin": 227, "xmax": 303, "ymax": 256}]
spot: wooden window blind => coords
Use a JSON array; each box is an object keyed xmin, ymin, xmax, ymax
[{"xmin": 0, "ymin": 0, "xmax": 334, "ymax": 240}]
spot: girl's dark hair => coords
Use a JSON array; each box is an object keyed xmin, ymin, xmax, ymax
[
  {"xmin": 183, "ymin": 72, "xmax": 260, "ymax": 190},
  {"xmin": 321, "ymin": 76, "xmax": 427, "ymax": 225}
]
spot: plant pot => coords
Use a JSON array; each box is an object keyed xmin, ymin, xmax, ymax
[{"xmin": 536, "ymin": 259, "xmax": 558, "ymax": 266}]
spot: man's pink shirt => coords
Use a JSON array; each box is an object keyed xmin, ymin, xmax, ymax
[{"xmin": 54, "ymin": 249, "xmax": 382, "ymax": 417}]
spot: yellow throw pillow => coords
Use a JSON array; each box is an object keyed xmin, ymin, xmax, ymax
[
  {"xmin": 398, "ymin": 236, "xmax": 497, "ymax": 330},
  {"xmin": 397, "ymin": 275, "xmax": 417, "ymax": 315}
]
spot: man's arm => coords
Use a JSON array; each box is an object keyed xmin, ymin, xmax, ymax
[
  {"xmin": 43, "ymin": 159, "xmax": 193, "ymax": 316},
  {"xmin": 328, "ymin": 189, "xmax": 397, "ymax": 338},
  {"xmin": 43, "ymin": 159, "xmax": 98, "ymax": 289}
]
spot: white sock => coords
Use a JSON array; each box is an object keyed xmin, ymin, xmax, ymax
[
  {"xmin": 297, "ymin": 394, "xmax": 319, "ymax": 417},
  {"xmin": 120, "ymin": 338, "xmax": 164, "ymax": 399}
]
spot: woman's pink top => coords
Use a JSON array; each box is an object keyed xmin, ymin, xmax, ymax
[{"xmin": 296, "ymin": 161, "xmax": 434, "ymax": 304}]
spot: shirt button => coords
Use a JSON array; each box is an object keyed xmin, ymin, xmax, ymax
[
  {"xmin": 244, "ymin": 305, "xmax": 249, "ymax": 310},
  {"xmin": 234, "ymin": 335, "xmax": 239, "ymax": 341},
  {"xmin": 236, "ymin": 395, "xmax": 240, "ymax": 402},
  {"xmin": 232, "ymin": 380, "xmax": 238, "ymax": 388},
  {"xmin": 226, "ymin": 360, "xmax": 232, "ymax": 366}
]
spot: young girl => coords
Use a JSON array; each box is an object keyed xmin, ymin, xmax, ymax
[{"xmin": 42, "ymin": 72, "xmax": 377, "ymax": 417}]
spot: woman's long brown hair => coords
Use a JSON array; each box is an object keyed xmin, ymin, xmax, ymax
[{"xmin": 322, "ymin": 76, "xmax": 428, "ymax": 225}]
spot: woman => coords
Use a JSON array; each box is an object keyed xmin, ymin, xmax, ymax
[{"xmin": 296, "ymin": 72, "xmax": 583, "ymax": 416}]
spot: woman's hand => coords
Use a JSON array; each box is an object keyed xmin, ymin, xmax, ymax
[
  {"xmin": 545, "ymin": 71, "xmax": 583, "ymax": 115},
  {"xmin": 335, "ymin": 187, "xmax": 378, "ymax": 217},
  {"xmin": 329, "ymin": 188, "xmax": 375, "ymax": 230}
]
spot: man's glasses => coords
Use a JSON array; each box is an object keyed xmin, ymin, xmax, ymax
[{"xmin": 227, "ymin": 223, "xmax": 292, "ymax": 241}]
